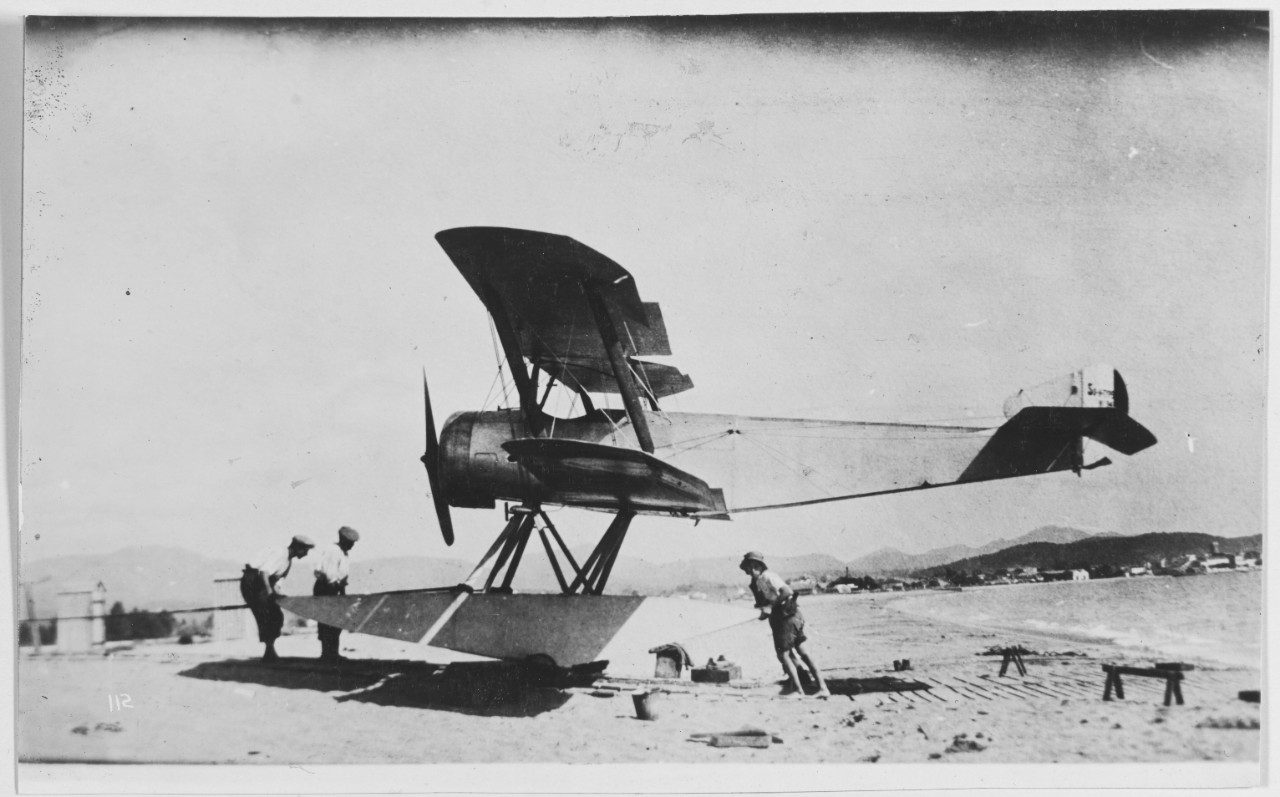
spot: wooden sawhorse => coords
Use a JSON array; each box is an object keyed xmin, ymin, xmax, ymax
[
  {"xmin": 1102, "ymin": 664, "xmax": 1187, "ymax": 706},
  {"xmin": 998, "ymin": 647, "xmax": 1027, "ymax": 677}
]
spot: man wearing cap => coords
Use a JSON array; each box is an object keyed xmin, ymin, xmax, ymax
[
  {"xmin": 313, "ymin": 526, "xmax": 360, "ymax": 662},
  {"xmin": 241, "ymin": 535, "xmax": 315, "ymax": 662},
  {"xmin": 740, "ymin": 551, "xmax": 831, "ymax": 698}
]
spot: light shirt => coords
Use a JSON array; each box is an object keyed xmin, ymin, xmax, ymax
[
  {"xmin": 247, "ymin": 545, "xmax": 292, "ymax": 582},
  {"xmin": 752, "ymin": 570, "xmax": 788, "ymax": 605},
  {"xmin": 313, "ymin": 543, "xmax": 350, "ymax": 582}
]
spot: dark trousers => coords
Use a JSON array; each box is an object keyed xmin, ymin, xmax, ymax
[
  {"xmin": 313, "ymin": 578, "xmax": 344, "ymax": 659},
  {"xmin": 240, "ymin": 568, "xmax": 282, "ymax": 645}
]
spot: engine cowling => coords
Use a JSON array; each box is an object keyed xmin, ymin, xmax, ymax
[{"xmin": 438, "ymin": 410, "xmax": 532, "ymax": 508}]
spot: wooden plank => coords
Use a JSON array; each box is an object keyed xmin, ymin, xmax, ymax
[{"xmin": 1101, "ymin": 664, "xmax": 1184, "ymax": 680}]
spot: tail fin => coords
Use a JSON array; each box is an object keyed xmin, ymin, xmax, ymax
[
  {"xmin": 1001, "ymin": 364, "xmax": 1157, "ymax": 455},
  {"xmin": 960, "ymin": 365, "xmax": 1156, "ymax": 482}
]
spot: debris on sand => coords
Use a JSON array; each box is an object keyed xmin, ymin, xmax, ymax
[
  {"xmin": 841, "ymin": 710, "xmax": 866, "ymax": 727},
  {"xmin": 945, "ymin": 733, "xmax": 987, "ymax": 754},
  {"xmin": 977, "ymin": 645, "xmax": 1085, "ymax": 658},
  {"xmin": 1197, "ymin": 717, "xmax": 1261, "ymax": 730},
  {"xmin": 689, "ymin": 727, "xmax": 784, "ymax": 748}
]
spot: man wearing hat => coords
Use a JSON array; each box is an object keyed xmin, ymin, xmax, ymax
[
  {"xmin": 740, "ymin": 551, "xmax": 830, "ymax": 698},
  {"xmin": 313, "ymin": 526, "xmax": 360, "ymax": 662},
  {"xmin": 241, "ymin": 535, "xmax": 316, "ymax": 662}
]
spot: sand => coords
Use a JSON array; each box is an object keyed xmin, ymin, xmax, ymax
[{"xmin": 16, "ymin": 591, "xmax": 1263, "ymax": 783}]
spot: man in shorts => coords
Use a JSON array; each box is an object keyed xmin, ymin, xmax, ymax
[{"xmin": 741, "ymin": 551, "xmax": 830, "ymax": 697}]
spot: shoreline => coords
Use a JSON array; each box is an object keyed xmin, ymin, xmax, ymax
[{"xmin": 872, "ymin": 574, "xmax": 1262, "ymax": 670}]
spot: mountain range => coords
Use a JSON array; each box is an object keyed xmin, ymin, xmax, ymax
[
  {"xmin": 841, "ymin": 525, "xmax": 1114, "ymax": 575},
  {"xmin": 915, "ymin": 531, "xmax": 1263, "ymax": 576}
]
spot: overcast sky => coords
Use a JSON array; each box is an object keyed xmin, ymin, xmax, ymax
[{"xmin": 19, "ymin": 13, "xmax": 1268, "ymax": 570}]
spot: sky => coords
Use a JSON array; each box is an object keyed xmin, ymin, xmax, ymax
[{"xmin": 18, "ymin": 12, "xmax": 1269, "ymax": 570}]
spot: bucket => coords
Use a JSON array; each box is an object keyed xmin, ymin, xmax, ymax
[{"xmin": 632, "ymin": 690, "xmax": 662, "ymax": 720}]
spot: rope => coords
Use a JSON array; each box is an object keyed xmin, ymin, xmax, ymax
[{"xmin": 673, "ymin": 616, "xmax": 759, "ymax": 644}]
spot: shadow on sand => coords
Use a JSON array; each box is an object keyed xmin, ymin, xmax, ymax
[
  {"xmin": 179, "ymin": 658, "xmax": 589, "ymax": 717},
  {"xmin": 823, "ymin": 675, "xmax": 933, "ymax": 697}
]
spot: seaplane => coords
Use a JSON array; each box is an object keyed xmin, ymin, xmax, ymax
[{"xmin": 281, "ymin": 227, "xmax": 1157, "ymax": 670}]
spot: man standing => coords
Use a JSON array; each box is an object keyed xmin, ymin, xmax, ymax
[
  {"xmin": 241, "ymin": 535, "xmax": 315, "ymax": 662},
  {"xmin": 313, "ymin": 525, "xmax": 359, "ymax": 662},
  {"xmin": 740, "ymin": 551, "xmax": 831, "ymax": 698}
]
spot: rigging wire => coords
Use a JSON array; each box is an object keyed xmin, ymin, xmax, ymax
[
  {"xmin": 729, "ymin": 432, "xmax": 839, "ymax": 559},
  {"xmin": 620, "ymin": 316, "xmax": 672, "ymax": 425},
  {"xmin": 517, "ymin": 309, "xmax": 630, "ymax": 441},
  {"xmin": 735, "ymin": 431, "xmax": 856, "ymax": 500},
  {"xmin": 484, "ymin": 316, "xmax": 517, "ymax": 412},
  {"xmin": 546, "ymin": 305, "xmax": 582, "ymax": 439}
]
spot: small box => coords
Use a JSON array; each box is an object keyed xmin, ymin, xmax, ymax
[{"xmin": 691, "ymin": 663, "xmax": 742, "ymax": 683}]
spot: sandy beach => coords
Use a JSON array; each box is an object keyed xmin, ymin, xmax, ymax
[{"xmin": 16, "ymin": 585, "xmax": 1264, "ymax": 788}]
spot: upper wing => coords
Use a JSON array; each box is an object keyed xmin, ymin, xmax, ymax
[{"xmin": 435, "ymin": 227, "xmax": 692, "ymax": 406}]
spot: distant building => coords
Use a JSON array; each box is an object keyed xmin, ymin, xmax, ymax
[
  {"xmin": 825, "ymin": 575, "xmax": 864, "ymax": 593},
  {"xmin": 56, "ymin": 581, "xmax": 107, "ymax": 652},
  {"xmin": 1040, "ymin": 570, "xmax": 1089, "ymax": 582},
  {"xmin": 1199, "ymin": 555, "xmax": 1236, "ymax": 573},
  {"xmin": 786, "ymin": 575, "xmax": 817, "ymax": 595}
]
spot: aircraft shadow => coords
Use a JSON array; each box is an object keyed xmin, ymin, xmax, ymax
[{"xmin": 179, "ymin": 658, "xmax": 575, "ymax": 717}]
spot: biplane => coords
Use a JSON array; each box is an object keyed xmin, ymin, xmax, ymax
[{"xmin": 282, "ymin": 227, "xmax": 1157, "ymax": 669}]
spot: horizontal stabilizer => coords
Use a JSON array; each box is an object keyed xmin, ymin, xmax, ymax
[
  {"xmin": 960, "ymin": 406, "xmax": 1155, "ymax": 482},
  {"xmin": 503, "ymin": 438, "xmax": 728, "ymax": 516},
  {"xmin": 1078, "ymin": 410, "xmax": 1158, "ymax": 455}
]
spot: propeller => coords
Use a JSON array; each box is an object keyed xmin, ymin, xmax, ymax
[{"xmin": 421, "ymin": 370, "xmax": 455, "ymax": 546}]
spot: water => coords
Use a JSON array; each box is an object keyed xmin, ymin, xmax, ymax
[{"xmin": 891, "ymin": 571, "xmax": 1263, "ymax": 668}]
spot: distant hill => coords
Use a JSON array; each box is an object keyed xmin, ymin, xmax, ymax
[
  {"xmin": 915, "ymin": 532, "xmax": 1263, "ymax": 576},
  {"xmin": 846, "ymin": 525, "xmax": 1101, "ymax": 575}
]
